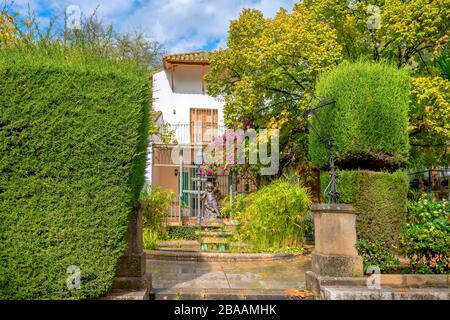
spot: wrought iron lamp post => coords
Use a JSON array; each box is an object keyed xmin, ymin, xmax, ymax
[{"xmin": 304, "ymin": 98, "xmax": 339, "ymax": 203}]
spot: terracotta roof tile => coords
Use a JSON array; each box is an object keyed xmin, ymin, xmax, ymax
[{"xmin": 164, "ymin": 51, "xmax": 209, "ymax": 64}]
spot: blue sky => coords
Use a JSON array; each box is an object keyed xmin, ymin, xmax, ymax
[{"xmin": 11, "ymin": 0, "xmax": 297, "ymax": 52}]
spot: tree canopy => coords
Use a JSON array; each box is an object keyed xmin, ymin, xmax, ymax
[
  {"xmin": 206, "ymin": 0, "xmax": 450, "ymax": 172},
  {"xmin": 205, "ymin": 4, "xmax": 342, "ymax": 176}
]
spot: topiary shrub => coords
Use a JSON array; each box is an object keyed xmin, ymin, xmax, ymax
[
  {"xmin": 321, "ymin": 170, "xmax": 409, "ymax": 247},
  {"xmin": 229, "ymin": 176, "xmax": 311, "ymax": 252},
  {"xmin": 0, "ymin": 47, "xmax": 149, "ymax": 299},
  {"xmin": 309, "ymin": 61, "xmax": 410, "ymax": 171}
]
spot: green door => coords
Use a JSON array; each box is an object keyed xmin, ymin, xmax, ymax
[{"xmin": 180, "ymin": 171, "xmax": 189, "ymax": 206}]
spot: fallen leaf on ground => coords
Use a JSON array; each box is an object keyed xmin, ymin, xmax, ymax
[{"xmin": 285, "ymin": 288, "xmax": 306, "ymax": 299}]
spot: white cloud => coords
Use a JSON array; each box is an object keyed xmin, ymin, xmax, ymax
[
  {"xmin": 122, "ymin": 0, "xmax": 297, "ymax": 52},
  {"xmin": 16, "ymin": 0, "xmax": 297, "ymax": 52}
]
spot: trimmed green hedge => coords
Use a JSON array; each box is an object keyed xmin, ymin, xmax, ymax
[
  {"xmin": 309, "ymin": 61, "xmax": 410, "ymax": 170},
  {"xmin": 322, "ymin": 170, "xmax": 408, "ymax": 246},
  {"xmin": 0, "ymin": 47, "xmax": 149, "ymax": 299}
]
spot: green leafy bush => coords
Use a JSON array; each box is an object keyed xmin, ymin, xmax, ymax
[
  {"xmin": 140, "ymin": 186, "xmax": 174, "ymax": 250},
  {"xmin": 322, "ymin": 170, "xmax": 409, "ymax": 247},
  {"xmin": 400, "ymin": 198, "xmax": 449, "ymax": 274},
  {"xmin": 220, "ymin": 193, "xmax": 246, "ymax": 219},
  {"xmin": 356, "ymin": 238, "xmax": 400, "ymax": 273},
  {"xmin": 140, "ymin": 186, "xmax": 174, "ymax": 237},
  {"xmin": 230, "ymin": 176, "xmax": 311, "ymax": 252},
  {"xmin": 302, "ymin": 211, "xmax": 314, "ymax": 239},
  {"xmin": 309, "ymin": 61, "xmax": 410, "ymax": 170},
  {"xmin": 0, "ymin": 46, "xmax": 149, "ymax": 299},
  {"xmin": 143, "ymin": 229, "xmax": 159, "ymax": 250},
  {"xmin": 167, "ymin": 226, "xmax": 199, "ymax": 241}
]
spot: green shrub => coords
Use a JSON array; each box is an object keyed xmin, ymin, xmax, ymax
[
  {"xmin": 400, "ymin": 198, "xmax": 449, "ymax": 274},
  {"xmin": 356, "ymin": 238, "xmax": 400, "ymax": 273},
  {"xmin": 0, "ymin": 46, "xmax": 150, "ymax": 299},
  {"xmin": 309, "ymin": 61, "xmax": 410, "ymax": 170},
  {"xmin": 167, "ymin": 226, "xmax": 199, "ymax": 241},
  {"xmin": 220, "ymin": 193, "xmax": 246, "ymax": 219},
  {"xmin": 322, "ymin": 170, "xmax": 409, "ymax": 247},
  {"xmin": 230, "ymin": 176, "xmax": 312, "ymax": 252},
  {"xmin": 143, "ymin": 229, "xmax": 159, "ymax": 250},
  {"xmin": 302, "ymin": 211, "xmax": 315, "ymax": 239},
  {"xmin": 140, "ymin": 186, "xmax": 174, "ymax": 250},
  {"xmin": 140, "ymin": 186, "xmax": 174, "ymax": 238}
]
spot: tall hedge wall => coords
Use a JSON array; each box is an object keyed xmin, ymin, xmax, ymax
[
  {"xmin": 309, "ymin": 61, "xmax": 410, "ymax": 170},
  {"xmin": 0, "ymin": 48, "xmax": 149, "ymax": 299},
  {"xmin": 321, "ymin": 170, "xmax": 408, "ymax": 247}
]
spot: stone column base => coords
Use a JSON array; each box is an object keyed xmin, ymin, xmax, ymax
[
  {"xmin": 305, "ymin": 271, "xmax": 322, "ymax": 298},
  {"xmin": 312, "ymin": 252, "xmax": 363, "ymax": 278},
  {"xmin": 106, "ymin": 204, "xmax": 152, "ymax": 300},
  {"xmin": 112, "ymin": 272, "xmax": 152, "ymax": 291},
  {"xmin": 115, "ymin": 252, "xmax": 146, "ymax": 278}
]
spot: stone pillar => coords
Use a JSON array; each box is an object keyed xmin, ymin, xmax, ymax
[
  {"xmin": 112, "ymin": 202, "xmax": 151, "ymax": 298},
  {"xmin": 310, "ymin": 204, "xmax": 363, "ymax": 277}
]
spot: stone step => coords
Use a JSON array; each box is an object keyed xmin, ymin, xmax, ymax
[
  {"xmin": 151, "ymin": 288, "xmax": 315, "ymax": 300},
  {"xmin": 196, "ymin": 230, "xmax": 233, "ymax": 237},
  {"xmin": 166, "ymin": 217, "xmax": 232, "ymax": 228},
  {"xmin": 157, "ymin": 246, "xmax": 200, "ymax": 252},
  {"xmin": 158, "ymin": 240, "xmax": 199, "ymax": 247},
  {"xmin": 201, "ymin": 236, "xmax": 230, "ymax": 244},
  {"xmin": 320, "ymin": 286, "xmax": 450, "ymax": 300},
  {"xmin": 100, "ymin": 289, "xmax": 149, "ymax": 300},
  {"xmin": 157, "ymin": 240, "xmax": 201, "ymax": 252},
  {"xmin": 200, "ymin": 218, "xmax": 238, "ymax": 229},
  {"xmin": 146, "ymin": 250, "xmax": 300, "ymax": 262}
]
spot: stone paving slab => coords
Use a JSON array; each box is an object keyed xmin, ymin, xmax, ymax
[
  {"xmin": 146, "ymin": 249, "xmax": 303, "ymax": 262},
  {"xmin": 321, "ymin": 286, "xmax": 450, "ymax": 300},
  {"xmin": 99, "ymin": 289, "xmax": 149, "ymax": 300},
  {"xmin": 155, "ymin": 279, "xmax": 231, "ymax": 289},
  {"xmin": 152, "ymin": 288, "xmax": 308, "ymax": 300}
]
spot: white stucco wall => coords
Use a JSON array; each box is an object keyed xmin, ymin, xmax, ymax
[{"xmin": 152, "ymin": 66, "xmax": 225, "ymax": 126}]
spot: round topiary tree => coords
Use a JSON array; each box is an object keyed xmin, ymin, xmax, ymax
[
  {"xmin": 309, "ymin": 61, "xmax": 410, "ymax": 171},
  {"xmin": 309, "ymin": 61, "xmax": 410, "ymax": 249}
]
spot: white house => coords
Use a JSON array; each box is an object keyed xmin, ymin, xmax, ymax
[
  {"xmin": 145, "ymin": 52, "xmax": 226, "ymax": 212},
  {"xmin": 151, "ymin": 51, "xmax": 225, "ymax": 133}
]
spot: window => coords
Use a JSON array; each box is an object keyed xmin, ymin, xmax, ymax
[{"xmin": 190, "ymin": 108, "xmax": 218, "ymax": 143}]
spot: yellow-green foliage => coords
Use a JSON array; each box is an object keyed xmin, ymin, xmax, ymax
[
  {"xmin": 409, "ymin": 76, "xmax": 450, "ymax": 168},
  {"xmin": 205, "ymin": 3, "xmax": 342, "ymax": 173},
  {"xmin": 309, "ymin": 61, "xmax": 410, "ymax": 170},
  {"xmin": 140, "ymin": 186, "xmax": 174, "ymax": 250},
  {"xmin": 322, "ymin": 170, "xmax": 409, "ymax": 247},
  {"xmin": 140, "ymin": 186, "xmax": 174, "ymax": 233},
  {"xmin": 0, "ymin": 46, "xmax": 149, "ymax": 299},
  {"xmin": 228, "ymin": 177, "xmax": 311, "ymax": 252}
]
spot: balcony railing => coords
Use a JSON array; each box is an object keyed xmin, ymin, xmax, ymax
[{"xmin": 160, "ymin": 123, "xmax": 226, "ymax": 144}]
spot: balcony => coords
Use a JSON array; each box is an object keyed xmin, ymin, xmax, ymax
[{"xmin": 158, "ymin": 123, "xmax": 226, "ymax": 145}]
